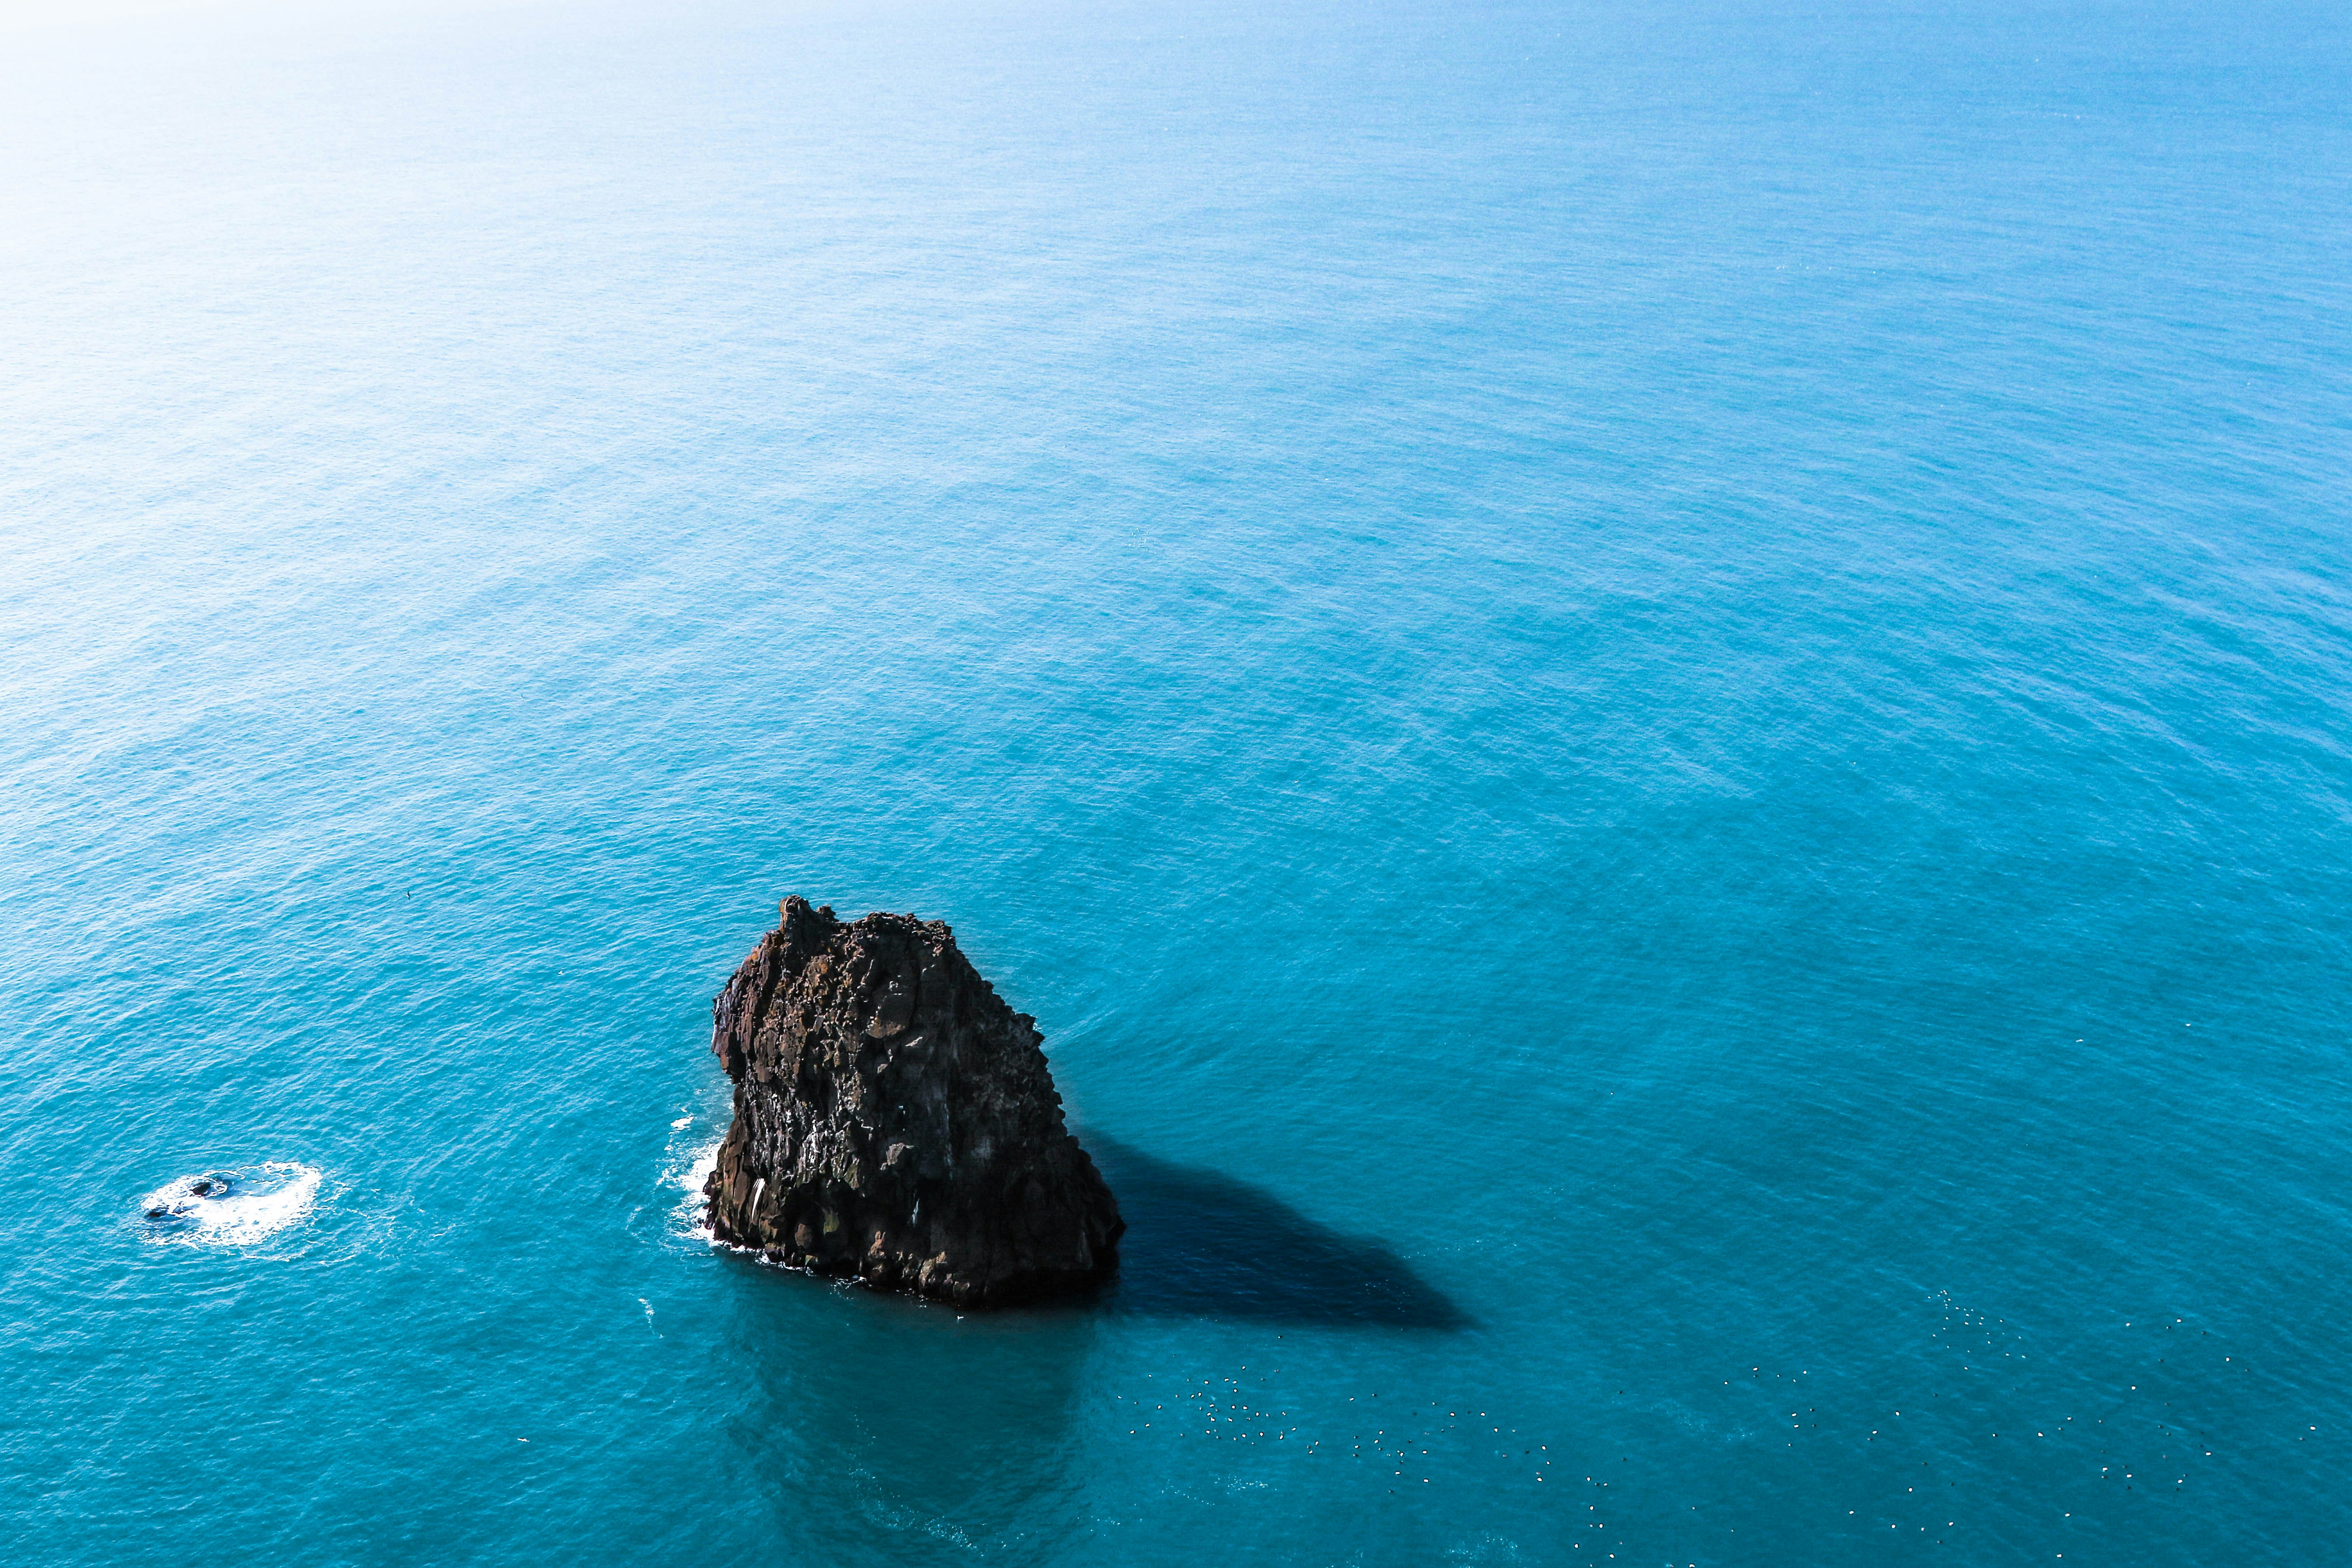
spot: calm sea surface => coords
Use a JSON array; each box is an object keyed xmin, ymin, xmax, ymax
[{"xmin": 3, "ymin": 0, "xmax": 2348, "ymax": 1562}]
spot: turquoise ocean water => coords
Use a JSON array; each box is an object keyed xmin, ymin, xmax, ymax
[{"xmin": 3, "ymin": 0, "xmax": 2348, "ymax": 1561}]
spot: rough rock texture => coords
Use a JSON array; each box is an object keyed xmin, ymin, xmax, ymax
[{"xmin": 702, "ymin": 897, "xmax": 1123, "ymax": 1306}]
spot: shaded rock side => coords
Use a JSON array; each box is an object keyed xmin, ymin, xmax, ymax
[{"xmin": 702, "ymin": 896, "xmax": 1123, "ymax": 1306}]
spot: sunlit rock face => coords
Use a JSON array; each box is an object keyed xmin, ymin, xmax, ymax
[{"xmin": 703, "ymin": 896, "xmax": 1123, "ymax": 1306}]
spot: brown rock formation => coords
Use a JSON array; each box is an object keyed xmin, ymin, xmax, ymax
[{"xmin": 702, "ymin": 897, "xmax": 1122, "ymax": 1306}]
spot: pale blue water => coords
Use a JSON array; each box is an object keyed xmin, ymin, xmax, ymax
[{"xmin": 3, "ymin": 0, "xmax": 2348, "ymax": 1561}]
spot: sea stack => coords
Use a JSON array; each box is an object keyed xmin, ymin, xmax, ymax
[{"xmin": 702, "ymin": 897, "xmax": 1123, "ymax": 1306}]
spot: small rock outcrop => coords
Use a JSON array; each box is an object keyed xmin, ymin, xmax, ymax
[{"xmin": 702, "ymin": 897, "xmax": 1123, "ymax": 1306}]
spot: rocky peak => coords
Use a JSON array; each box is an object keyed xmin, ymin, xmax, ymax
[{"xmin": 702, "ymin": 896, "xmax": 1123, "ymax": 1306}]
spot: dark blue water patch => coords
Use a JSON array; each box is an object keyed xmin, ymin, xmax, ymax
[{"xmin": 1087, "ymin": 1137, "xmax": 1472, "ymax": 1329}]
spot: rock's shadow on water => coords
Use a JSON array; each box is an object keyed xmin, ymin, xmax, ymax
[{"xmin": 1085, "ymin": 1137, "xmax": 1472, "ymax": 1330}]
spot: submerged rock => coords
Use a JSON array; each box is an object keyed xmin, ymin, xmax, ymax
[{"xmin": 702, "ymin": 897, "xmax": 1123, "ymax": 1306}]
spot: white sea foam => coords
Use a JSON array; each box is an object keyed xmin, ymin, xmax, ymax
[
  {"xmin": 668, "ymin": 1134, "xmax": 723, "ymax": 1241},
  {"xmin": 139, "ymin": 1162, "xmax": 323, "ymax": 1247}
]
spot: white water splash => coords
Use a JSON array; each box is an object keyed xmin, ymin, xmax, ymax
[
  {"xmin": 139, "ymin": 1163, "xmax": 323, "ymax": 1247},
  {"xmin": 668, "ymin": 1135, "xmax": 723, "ymax": 1241}
]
